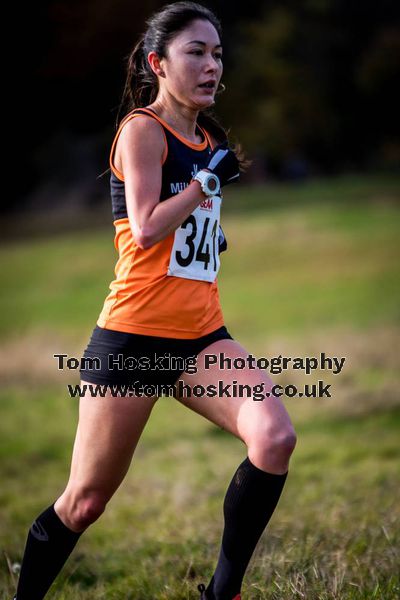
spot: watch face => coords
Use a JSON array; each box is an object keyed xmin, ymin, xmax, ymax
[{"xmin": 208, "ymin": 177, "xmax": 217, "ymax": 191}]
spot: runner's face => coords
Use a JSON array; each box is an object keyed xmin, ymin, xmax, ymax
[{"xmin": 161, "ymin": 19, "xmax": 223, "ymax": 109}]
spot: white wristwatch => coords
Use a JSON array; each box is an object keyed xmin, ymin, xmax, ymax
[{"xmin": 192, "ymin": 169, "xmax": 221, "ymax": 197}]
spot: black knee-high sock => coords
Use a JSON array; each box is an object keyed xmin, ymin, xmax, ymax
[
  {"xmin": 14, "ymin": 502, "xmax": 83, "ymax": 600},
  {"xmin": 206, "ymin": 456, "xmax": 288, "ymax": 600}
]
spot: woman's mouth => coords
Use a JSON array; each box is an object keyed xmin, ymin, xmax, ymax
[{"xmin": 198, "ymin": 81, "xmax": 216, "ymax": 92}]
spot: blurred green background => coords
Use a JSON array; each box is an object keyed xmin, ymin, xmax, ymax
[
  {"xmin": 1, "ymin": 0, "xmax": 400, "ymax": 598},
  {"xmin": 1, "ymin": 175, "xmax": 399, "ymax": 599}
]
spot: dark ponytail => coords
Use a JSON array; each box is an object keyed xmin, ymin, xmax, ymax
[
  {"xmin": 116, "ymin": 1, "xmax": 251, "ymax": 172},
  {"xmin": 115, "ymin": 34, "xmax": 157, "ymax": 130}
]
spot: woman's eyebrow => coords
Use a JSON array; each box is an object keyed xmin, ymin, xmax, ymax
[{"xmin": 185, "ymin": 40, "xmax": 222, "ymax": 48}]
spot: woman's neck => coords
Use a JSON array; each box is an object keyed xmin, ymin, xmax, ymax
[{"xmin": 147, "ymin": 99, "xmax": 200, "ymax": 142}]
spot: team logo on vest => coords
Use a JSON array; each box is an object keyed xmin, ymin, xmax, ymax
[
  {"xmin": 171, "ymin": 164, "xmax": 201, "ymax": 195},
  {"xmin": 170, "ymin": 181, "xmax": 189, "ymax": 194}
]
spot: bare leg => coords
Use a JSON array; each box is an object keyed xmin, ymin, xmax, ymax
[
  {"xmin": 14, "ymin": 383, "xmax": 158, "ymax": 599},
  {"xmin": 55, "ymin": 382, "xmax": 159, "ymax": 531},
  {"xmin": 174, "ymin": 339, "xmax": 296, "ymax": 474},
  {"xmin": 174, "ymin": 339, "xmax": 297, "ymax": 600}
]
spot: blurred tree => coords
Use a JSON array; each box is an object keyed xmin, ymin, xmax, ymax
[
  {"xmin": 6, "ymin": 0, "xmax": 399, "ymax": 215},
  {"xmin": 219, "ymin": 7, "xmax": 337, "ymax": 175},
  {"xmin": 218, "ymin": 0, "xmax": 399, "ymax": 174}
]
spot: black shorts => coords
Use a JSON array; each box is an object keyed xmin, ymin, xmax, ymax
[{"xmin": 79, "ymin": 324, "xmax": 234, "ymax": 388}]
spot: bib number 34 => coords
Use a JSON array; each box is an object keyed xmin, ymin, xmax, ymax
[{"xmin": 167, "ymin": 195, "xmax": 221, "ymax": 283}]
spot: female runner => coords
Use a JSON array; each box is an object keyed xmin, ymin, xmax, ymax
[{"xmin": 13, "ymin": 3, "xmax": 296, "ymax": 599}]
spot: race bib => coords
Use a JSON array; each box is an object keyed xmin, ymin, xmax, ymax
[{"xmin": 167, "ymin": 195, "xmax": 222, "ymax": 282}]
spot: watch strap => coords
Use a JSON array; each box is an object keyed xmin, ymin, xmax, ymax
[{"xmin": 192, "ymin": 169, "xmax": 220, "ymax": 196}]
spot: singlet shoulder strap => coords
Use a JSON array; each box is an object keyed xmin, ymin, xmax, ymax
[
  {"xmin": 137, "ymin": 108, "xmax": 211, "ymax": 151},
  {"xmin": 201, "ymin": 127, "xmax": 214, "ymax": 150},
  {"xmin": 109, "ymin": 108, "xmax": 168, "ymax": 181}
]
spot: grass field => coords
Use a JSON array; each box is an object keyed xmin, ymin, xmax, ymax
[{"xmin": 1, "ymin": 174, "xmax": 399, "ymax": 599}]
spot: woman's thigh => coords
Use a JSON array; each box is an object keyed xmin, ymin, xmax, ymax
[
  {"xmin": 65, "ymin": 381, "xmax": 158, "ymax": 499},
  {"xmin": 174, "ymin": 338, "xmax": 295, "ymax": 446}
]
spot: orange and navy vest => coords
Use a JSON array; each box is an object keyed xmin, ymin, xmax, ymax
[{"xmin": 96, "ymin": 107, "xmax": 227, "ymax": 339}]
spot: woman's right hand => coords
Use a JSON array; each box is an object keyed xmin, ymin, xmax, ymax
[{"xmin": 205, "ymin": 141, "xmax": 240, "ymax": 187}]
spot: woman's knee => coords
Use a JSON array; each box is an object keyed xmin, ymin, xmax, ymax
[
  {"xmin": 275, "ymin": 426, "xmax": 297, "ymax": 457},
  {"xmin": 56, "ymin": 489, "xmax": 108, "ymax": 532},
  {"xmin": 248, "ymin": 424, "xmax": 297, "ymax": 466}
]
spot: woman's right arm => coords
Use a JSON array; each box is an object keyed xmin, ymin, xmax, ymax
[{"xmin": 118, "ymin": 116, "xmax": 208, "ymax": 250}]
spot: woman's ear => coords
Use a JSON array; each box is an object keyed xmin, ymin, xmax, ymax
[{"xmin": 147, "ymin": 51, "xmax": 165, "ymax": 78}]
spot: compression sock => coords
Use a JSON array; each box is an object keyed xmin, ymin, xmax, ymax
[
  {"xmin": 206, "ymin": 456, "xmax": 288, "ymax": 600},
  {"xmin": 14, "ymin": 502, "xmax": 83, "ymax": 600}
]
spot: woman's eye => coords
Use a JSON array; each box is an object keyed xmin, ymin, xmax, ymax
[{"xmin": 190, "ymin": 51, "xmax": 223, "ymax": 59}]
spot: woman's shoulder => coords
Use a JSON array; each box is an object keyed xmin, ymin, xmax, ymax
[
  {"xmin": 118, "ymin": 108, "xmax": 164, "ymax": 134},
  {"xmin": 113, "ymin": 110, "xmax": 167, "ymax": 174}
]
